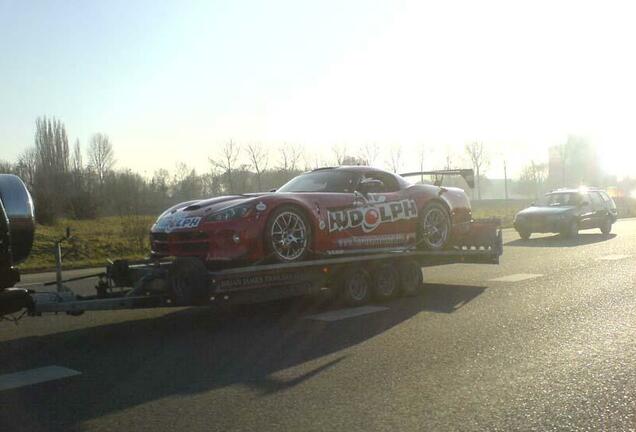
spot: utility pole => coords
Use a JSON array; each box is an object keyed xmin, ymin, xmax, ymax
[{"xmin": 503, "ymin": 159, "xmax": 509, "ymax": 201}]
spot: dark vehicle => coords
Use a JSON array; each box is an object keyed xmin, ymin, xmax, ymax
[
  {"xmin": 513, "ymin": 188, "xmax": 618, "ymax": 239},
  {"xmin": 0, "ymin": 174, "xmax": 35, "ymax": 289}
]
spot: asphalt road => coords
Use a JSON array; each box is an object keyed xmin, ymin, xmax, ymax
[{"xmin": 1, "ymin": 220, "xmax": 636, "ymax": 431}]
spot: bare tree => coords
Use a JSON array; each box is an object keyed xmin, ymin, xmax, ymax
[
  {"xmin": 332, "ymin": 143, "xmax": 348, "ymax": 165},
  {"xmin": 15, "ymin": 147, "xmax": 37, "ymax": 188},
  {"xmin": 417, "ymin": 146, "xmax": 431, "ymax": 182},
  {"xmin": 71, "ymin": 139, "xmax": 83, "ymax": 173},
  {"xmin": 465, "ymin": 141, "xmax": 488, "ymax": 200},
  {"xmin": 518, "ymin": 161, "xmax": 548, "ymax": 198},
  {"xmin": 279, "ymin": 143, "xmax": 302, "ymax": 173},
  {"xmin": 246, "ymin": 143, "xmax": 268, "ymax": 191},
  {"xmin": 88, "ymin": 133, "xmax": 115, "ymax": 185},
  {"xmin": 210, "ymin": 140, "xmax": 240, "ymax": 193},
  {"xmin": 387, "ymin": 144, "xmax": 402, "ymax": 173},
  {"xmin": 359, "ymin": 142, "xmax": 379, "ymax": 166}
]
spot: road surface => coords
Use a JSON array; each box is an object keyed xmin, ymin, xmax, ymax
[{"xmin": 1, "ymin": 219, "xmax": 636, "ymax": 431}]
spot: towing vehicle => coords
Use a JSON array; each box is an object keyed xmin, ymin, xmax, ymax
[{"xmin": 1, "ymin": 171, "xmax": 502, "ymax": 321}]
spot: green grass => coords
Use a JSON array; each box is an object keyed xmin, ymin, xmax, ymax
[
  {"xmin": 471, "ymin": 199, "xmax": 532, "ymax": 228},
  {"xmin": 20, "ymin": 215, "xmax": 155, "ymax": 272}
]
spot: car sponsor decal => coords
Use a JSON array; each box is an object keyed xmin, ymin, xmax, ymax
[
  {"xmin": 336, "ymin": 233, "xmax": 416, "ymax": 248},
  {"xmin": 327, "ymin": 198, "xmax": 418, "ymax": 233},
  {"xmin": 154, "ymin": 215, "xmax": 201, "ymax": 232}
]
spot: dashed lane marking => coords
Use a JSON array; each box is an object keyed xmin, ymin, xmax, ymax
[
  {"xmin": 488, "ymin": 273, "xmax": 543, "ymax": 283},
  {"xmin": 598, "ymin": 254, "xmax": 631, "ymax": 261},
  {"xmin": 305, "ymin": 306, "xmax": 389, "ymax": 322},
  {"xmin": 0, "ymin": 366, "xmax": 81, "ymax": 392}
]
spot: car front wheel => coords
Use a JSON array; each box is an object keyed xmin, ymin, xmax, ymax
[
  {"xmin": 265, "ymin": 205, "xmax": 312, "ymax": 263},
  {"xmin": 562, "ymin": 220, "xmax": 579, "ymax": 238}
]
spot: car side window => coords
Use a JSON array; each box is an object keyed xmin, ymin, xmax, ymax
[
  {"xmin": 589, "ymin": 192, "xmax": 604, "ymax": 210},
  {"xmin": 363, "ymin": 172, "xmax": 400, "ymax": 192}
]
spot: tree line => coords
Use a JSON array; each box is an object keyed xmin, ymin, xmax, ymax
[{"xmin": 1, "ymin": 117, "xmax": 626, "ymax": 225}]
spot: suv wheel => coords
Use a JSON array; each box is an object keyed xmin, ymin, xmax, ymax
[
  {"xmin": 562, "ymin": 220, "xmax": 578, "ymax": 238},
  {"xmin": 518, "ymin": 230, "xmax": 531, "ymax": 240},
  {"xmin": 600, "ymin": 218, "xmax": 612, "ymax": 235}
]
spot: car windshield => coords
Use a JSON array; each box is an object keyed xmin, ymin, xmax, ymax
[
  {"xmin": 277, "ymin": 171, "xmax": 359, "ymax": 193},
  {"xmin": 536, "ymin": 192, "xmax": 582, "ymax": 207}
]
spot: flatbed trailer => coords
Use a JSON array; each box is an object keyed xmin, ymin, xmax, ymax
[{"xmin": 1, "ymin": 220, "xmax": 502, "ymax": 319}]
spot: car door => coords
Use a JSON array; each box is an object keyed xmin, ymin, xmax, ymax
[
  {"xmin": 578, "ymin": 193, "xmax": 597, "ymax": 229},
  {"xmin": 589, "ymin": 191, "xmax": 608, "ymax": 228},
  {"xmin": 345, "ymin": 171, "xmax": 417, "ymax": 251}
]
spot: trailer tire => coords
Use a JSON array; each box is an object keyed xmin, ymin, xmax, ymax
[
  {"xmin": 399, "ymin": 260, "xmax": 423, "ymax": 297},
  {"xmin": 372, "ymin": 264, "xmax": 399, "ymax": 301},
  {"xmin": 168, "ymin": 257, "xmax": 209, "ymax": 306},
  {"xmin": 338, "ymin": 267, "xmax": 371, "ymax": 307}
]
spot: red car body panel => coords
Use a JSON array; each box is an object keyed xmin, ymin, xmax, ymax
[{"xmin": 150, "ymin": 167, "xmax": 473, "ymax": 266}]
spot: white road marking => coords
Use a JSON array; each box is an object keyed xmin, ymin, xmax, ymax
[
  {"xmin": 489, "ymin": 273, "xmax": 543, "ymax": 283},
  {"xmin": 0, "ymin": 366, "xmax": 81, "ymax": 392},
  {"xmin": 305, "ymin": 306, "xmax": 389, "ymax": 322},
  {"xmin": 15, "ymin": 282, "xmax": 42, "ymax": 288},
  {"xmin": 598, "ymin": 254, "xmax": 631, "ymax": 261}
]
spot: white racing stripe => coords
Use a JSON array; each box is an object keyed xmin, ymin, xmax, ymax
[
  {"xmin": 489, "ymin": 273, "xmax": 543, "ymax": 283},
  {"xmin": 305, "ymin": 306, "xmax": 388, "ymax": 322},
  {"xmin": 0, "ymin": 366, "xmax": 81, "ymax": 392},
  {"xmin": 598, "ymin": 254, "xmax": 631, "ymax": 261}
]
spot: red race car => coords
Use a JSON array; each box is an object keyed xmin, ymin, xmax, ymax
[{"xmin": 150, "ymin": 166, "xmax": 475, "ymax": 267}]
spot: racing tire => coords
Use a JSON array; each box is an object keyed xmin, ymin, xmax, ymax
[
  {"xmin": 371, "ymin": 264, "xmax": 400, "ymax": 301},
  {"xmin": 399, "ymin": 259, "xmax": 423, "ymax": 297},
  {"xmin": 417, "ymin": 202, "xmax": 451, "ymax": 250},
  {"xmin": 338, "ymin": 267, "xmax": 372, "ymax": 307},
  {"xmin": 562, "ymin": 220, "xmax": 579, "ymax": 238},
  {"xmin": 518, "ymin": 230, "xmax": 531, "ymax": 240},
  {"xmin": 600, "ymin": 218, "xmax": 612, "ymax": 235},
  {"xmin": 265, "ymin": 205, "xmax": 312, "ymax": 263},
  {"xmin": 168, "ymin": 257, "xmax": 209, "ymax": 306}
]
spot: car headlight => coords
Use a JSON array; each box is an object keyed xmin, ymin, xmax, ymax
[{"xmin": 206, "ymin": 204, "xmax": 252, "ymax": 222}]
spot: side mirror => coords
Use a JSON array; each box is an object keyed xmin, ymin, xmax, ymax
[{"xmin": 357, "ymin": 178, "xmax": 384, "ymax": 196}]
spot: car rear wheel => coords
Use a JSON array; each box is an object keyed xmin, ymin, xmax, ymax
[
  {"xmin": 600, "ymin": 217, "xmax": 612, "ymax": 235},
  {"xmin": 417, "ymin": 202, "xmax": 451, "ymax": 250},
  {"xmin": 265, "ymin": 205, "xmax": 312, "ymax": 263}
]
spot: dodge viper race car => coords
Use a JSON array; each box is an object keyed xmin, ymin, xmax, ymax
[{"xmin": 150, "ymin": 166, "xmax": 476, "ymax": 266}]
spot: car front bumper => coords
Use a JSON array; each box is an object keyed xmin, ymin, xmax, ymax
[{"xmin": 514, "ymin": 218, "xmax": 570, "ymax": 234}]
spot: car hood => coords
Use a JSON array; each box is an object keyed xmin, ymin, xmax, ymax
[
  {"xmin": 152, "ymin": 194, "xmax": 271, "ymax": 233},
  {"xmin": 516, "ymin": 206, "xmax": 576, "ymax": 217}
]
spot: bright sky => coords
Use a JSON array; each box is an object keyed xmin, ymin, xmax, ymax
[{"xmin": 1, "ymin": 0, "xmax": 636, "ymax": 178}]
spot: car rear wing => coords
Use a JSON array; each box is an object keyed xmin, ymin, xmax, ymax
[{"xmin": 399, "ymin": 169, "xmax": 475, "ymax": 189}]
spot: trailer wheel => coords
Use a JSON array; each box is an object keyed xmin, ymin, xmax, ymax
[
  {"xmin": 399, "ymin": 260, "xmax": 423, "ymax": 297},
  {"xmin": 372, "ymin": 264, "xmax": 399, "ymax": 301},
  {"xmin": 168, "ymin": 257, "xmax": 209, "ymax": 306},
  {"xmin": 339, "ymin": 267, "xmax": 371, "ymax": 306}
]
